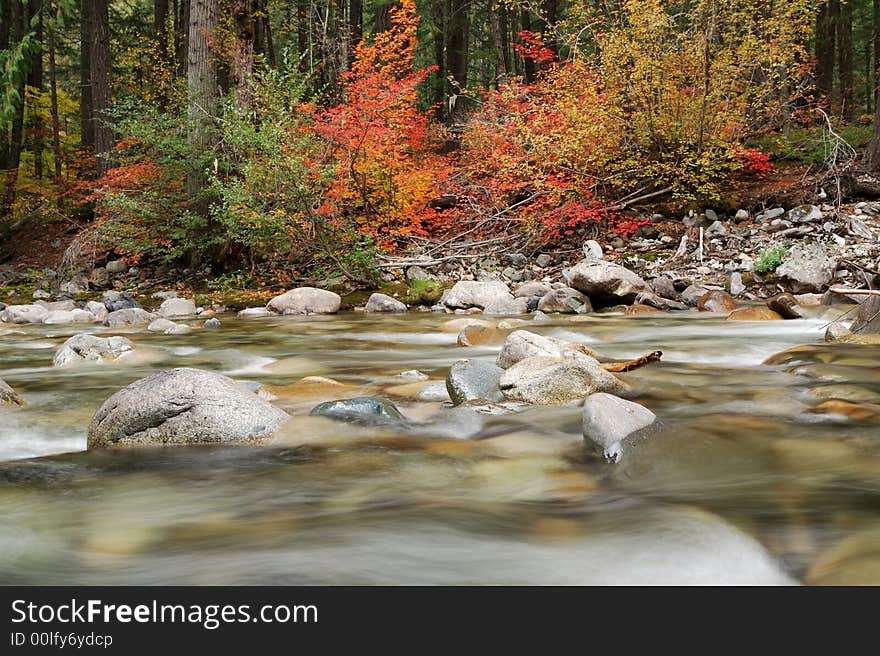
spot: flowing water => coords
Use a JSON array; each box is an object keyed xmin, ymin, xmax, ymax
[{"xmin": 1, "ymin": 309, "xmax": 878, "ymax": 585}]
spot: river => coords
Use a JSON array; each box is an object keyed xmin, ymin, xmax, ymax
[{"xmin": 0, "ymin": 309, "xmax": 877, "ymax": 584}]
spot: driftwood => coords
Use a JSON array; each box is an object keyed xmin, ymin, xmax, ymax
[
  {"xmin": 828, "ymin": 287, "xmax": 880, "ymax": 296},
  {"xmin": 600, "ymin": 350, "xmax": 663, "ymax": 373}
]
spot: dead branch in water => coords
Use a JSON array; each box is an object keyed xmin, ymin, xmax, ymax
[{"xmin": 600, "ymin": 350, "xmax": 663, "ymax": 372}]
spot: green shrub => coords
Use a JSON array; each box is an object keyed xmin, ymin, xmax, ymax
[{"xmin": 755, "ymin": 246, "xmax": 787, "ymax": 275}]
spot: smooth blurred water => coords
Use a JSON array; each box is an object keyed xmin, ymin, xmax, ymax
[{"xmin": 0, "ymin": 309, "xmax": 877, "ymax": 584}]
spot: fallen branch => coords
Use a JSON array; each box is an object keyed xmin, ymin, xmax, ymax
[
  {"xmin": 828, "ymin": 287, "xmax": 880, "ymax": 296},
  {"xmin": 600, "ymin": 350, "xmax": 663, "ymax": 373}
]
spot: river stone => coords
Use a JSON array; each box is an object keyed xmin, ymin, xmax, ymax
[
  {"xmin": 42, "ymin": 309, "xmax": 95, "ymax": 324},
  {"xmin": 86, "ymin": 301, "xmax": 108, "ymax": 322},
  {"xmin": 496, "ymin": 330, "xmax": 596, "ymax": 369},
  {"xmin": 482, "ymin": 295, "xmax": 528, "ymax": 315},
  {"xmin": 310, "ymin": 397, "xmax": 405, "ymax": 426},
  {"xmin": 624, "ymin": 304, "xmax": 662, "ymax": 316},
  {"xmin": 825, "ymin": 322, "xmax": 852, "ymax": 341},
  {"xmin": 405, "ymin": 265, "xmax": 430, "ymax": 281},
  {"xmin": 157, "ymin": 297, "xmax": 197, "ymax": 318},
  {"xmin": 203, "ymin": 318, "xmax": 221, "ymax": 328},
  {"xmin": 365, "ymin": 293, "xmax": 407, "ymax": 313},
  {"xmin": 0, "ymin": 304, "xmax": 48, "ymax": 324},
  {"xmin": 105, "ymin": 260, "xmax": 128, "ymax": 274},
  {"xmin": 652, "ymin": 276, "xmax": 677, "ymax": 300},
  {"xmin": 499, "ymin": 355, "xmax": 627, "ymax": 404},
  {"xmin": 267, "ymin": 287, "xmax": 341, "ymax": 315},
  {"xmin": 148, "ymin": 318, "xmax": 191, "ymax": 335},
  {"xmin": 103, "ymin": 308, "xmax": 156, "ymax": 327},
  {"xmin": 89, "ymin": 368, "xmax": 289, "ymax": 447},
  {"xmin": 696, "ymin": 290, "xmax": 738, "ymax": 313},
  {"xmin": 42, "ymin": 299, "xmax": 76, "ymax": 311},
  {"xmin": 725, "ymin": 307, "xmax": 784, "ymax": 321},
  {"xmin": 806, "ymin": 528, "xmax": 880, "ymax": 585},
  {"xmin": 457, "ymin": 324, "xmax": 508, "ymax": 347},
  {"xmin": 238, "ymin": 307, "xmax": 274, "ymax": 318},
  {"xmin": 680, "ymin": 284, "xmax": 710, "ymax": 306},
  {"xmin": 776, "ymin": 243, "xmax": 835, "ymax": 293},
  {"xmin": 634, "ymin": 292, "xmax": 687, "ymax": 311},
  {"xmin": 568, "ymin": 258, "xmax": 649, "ymax": 306},
  {"xmin": 766, "ymin": 293, "xmax": 804, "ymax": 319},
  {"xmin": 446, "ymin": 359, "xmax": 504, "ymax": 405},
  {"xmin": 440, "ymin": 280, "xmax": 512, "ymax": 310},
  {"xmin": 53, "ymin": 334, "xmax": 135, "ymax": 367},
  {"xmin": 787, "ymin": 204, "xmax": 823, "ymax": 224},
  {"xmin": 851, "ymin": 296, "xmax": 880, "ymax": 334},
  {"xmin": 514, "ymin": 282, "xmax": 552, "ymax": 298},
  {"xmin": 0, "ymin": 378, "xmax": 23, "ymax": 406},
  {"xmin": 728, "ymin": 272, "xmax": 745, "ymax": 296},
  {"xmin": 102, "ymin": 291, "xmax": 141, "ymax": 312},
  {"xmin": 583, "ymin": 393, "xmax": 656, "ymax": 461},
  {"xmin": 537, "ymin": 287, "xmax": 590, "ymax": 313}
]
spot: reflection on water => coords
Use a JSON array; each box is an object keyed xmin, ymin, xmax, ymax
[{"xmin": 0, "ymin": 311, "xmax": 878, "ymax": 584}]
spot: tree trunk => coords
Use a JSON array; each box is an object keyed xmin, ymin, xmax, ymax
[
  {"xmin": 838, "ymin": 0, "xmax": 853, "ymax": 119},
  {"xmin": 296, "ymin": 0, "xmax": 308, "ymax": 72},
  {"xmin": 815, "ymin": 0, "xmax": 836, "ymax": 100},
  {"xmin": 2, "ymin": 0, "xmax": 28, "ymax": 217},
  {"xmin": 232, "ymin": 0, "xmax": 254, "ymax": 111},
  {"xmin": 176, "ymin": 0, "xmax": 190, "ymax": 77},
  {"xmin": 540, "ymin": 0, "xmax": 558, "ymax": 57},
  {"xmin": 349, "ymin": 0, "xmax": 362, "ymax": 63},
  {"xmin": 490, "ymin": 2, "xmax": 507, "ymax": 84},
  {"xmin": 28, "ymin": 0, "xmax": 44, "ymax": 180},
  {"xmin": 47, "ymin": 0, "xmax": 63, "ymax": 207},
  {"xmin": 519, "ymin": 8, "xmax": 536, "ymax": 83},
  {"xmin": 446, "ymin": 0, "xmax": 469, "ymax": 118},
  {"xmin": 79, "ymin": 0, "xmax": 94, "ymax": 162},
  {"xmin": 186, "ymin": 0, "xmax": 218, "ymax": 205},
  {"xmin": 89, "ymin": 0, "xmax": 113, "ymax": 176}
]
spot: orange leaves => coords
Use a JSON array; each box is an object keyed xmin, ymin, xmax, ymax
[{"xmin": 310, "ymin": 0, "xmax": 446, "ymax": 244}]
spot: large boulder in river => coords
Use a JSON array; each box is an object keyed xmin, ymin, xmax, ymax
[
  {"xmin": 0, "ymin": 304, "xmax": 48, "ymax": 324},
  {"xmin": 776, "ymin": 243, "xmax": 835, "ymax": 293},
  {"xmin": 440, "ymin": 280, "xmax": 512, "ymax": 310},
  {"xmin": 103, "ymin": 307, "xmax": 156, "ymax": 327},
  {"xmin": 157, "ymin": 297, "xmax": 197, "ymax": 318},
  {"xmin": 53, "ymin": 334, "xmax": 134, "ymax": 366},
  {"xmin": 567, "ymin": 258, "xmax": 649, "ymax": 307},
  {"xmin": 267, "ymin": 287, "xmax": 341, "ymax": 315},
  {"xmin": 446, "ymin": 359, "xmax": 504, "ymax": 404},
  {"xmin": 365, "ymin": 293, "xmax": 407, "ymax": 313},
  {"xmin": 696, "ymin": 290, "xmax": 738, "ymax": 313},
  {"xmin": 852, "ymin": 296, "xmax": 880, "ymax": 334},
  {"xmin": 499, "ymin": 355, "xmax": 627, "ymax": 404},
  {"xmin": 482, "ymin": 295, "xmax": 528, "ymax": 315},
  {"xmin": 43, "ymin": 309, "xmax": 95, "ymax": 324},
  {"xmin": 88, "ymin": 367, "xmax": 289, "ymax": 447},
  {"xmin": 583, "ymin": 392, "xmax": 656, "ymax": 461},
  {"xmin": 0, "ymin": 378, "xmax": 23, "ymax": 406},
  {"xmin": 496, "ymin": 330, "xmax": 596, "ymax": 369}
]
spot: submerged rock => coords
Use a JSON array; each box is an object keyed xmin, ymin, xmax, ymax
[
  {"xmin": 499, "ymin": 355, "xmax": 627, "ymax": 404},
  {"xmin": 446, "ymin": 359, "xmax": 504, "ymax": 405},
  {"xmin": 53, "ymin": 334, "xmax": 135, "ymax": 367},
  {"xmin": 582, "ymin": 393, "xmax": 656, "ymax": 461},
  {"xmin": 310, "ymin": 396, "xmax": 405, "ymax": 426},
  {"xmin": 568, "ymin": 258, "xmax": 649, "ymax": 307},
  {"xmin": 364, "ymin": 293, "xmax": 407, "ymax": 313},
  {"xmin": 267, "ymin": 287, "xmax": 341, "ymax": 315},
  {"xmin": 725, "ymin": 307, "xmax": 784, "ymax": 321},
  {"xmin": 88, "ymin": 367, "xmax": 289, "ymax": 447},
  {"xmin": 238, "ymin": 307, "xmax": 274, "ymax": 318},
  {"xmin": 0, "ymin": 378, "xmax": 23, "ymax": 406}
]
